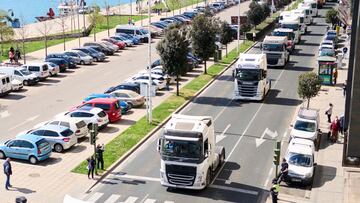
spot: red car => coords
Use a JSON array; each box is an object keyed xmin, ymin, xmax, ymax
[
  {"xmin": 79, "ymin": 98, "xmax": 122, "ymax": 123},
  {"xmin": 102, "ymin": 38, "xmax": 126, "ymax": 50}
]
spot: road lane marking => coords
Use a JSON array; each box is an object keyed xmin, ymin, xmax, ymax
[
  {"xmin": 255, "ymin": 128, "xmax": 278, "ymax": 147},
  {"xmin": 124, "ymin": 196, "xmax": 138, "ymax": 203},
  {"xmin": 264, "ymin": 166, "xmax": 274, "ymax": 188},
  {"xmin": 211, "ymin": 68, "xmax": 286, "ymax": 184},
  {"xmin": 114, "ymin": 174, "xmax": 161, "ymax": 182},
  {"xmin": 143, "ymin": 199, "xmax": 156, "ymax": 203},
  {"xmin": 104, "ymin": 194, "xmax": 121, "ymax": 203},
  {"xmin": 214, "ymin": 99, "xmax": 234, "ymax": 121},
  {"xmin": 8, "ymin": 114, "xmax": 39, "ymax": 131},
  {"xmin": 87, "ymin": 192, "xmax": 104, "ymax": 202},
  {"xmin": 209, "ymin": 185, "xmax": 259, "ymax": 196},
  {"xmin": 164, "ymin": 201, "xmax": 174, "ymax": 203},
  {"xmin": 216, "ymin": 124, "xmax": 231, "ymax": 143},
  {"xmin": 0, "ymin": 110, "xmax": 10, "ymax": 119}
]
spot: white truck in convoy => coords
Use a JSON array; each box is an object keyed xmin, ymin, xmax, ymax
[
  {"xmin": 233, "ymin": 54, "xmax": 270, "ymax": 101},
  {"xmin": 157, "ymin": 114, "xmax": 225, "ymax": 190},
  {"xmin": 280, "ymin": 16, "xmax": 302, "ymax": 43},
  {"xmin": 272, "ymin": 28, "xmax": 296, "ymax": 53},
  {"xmin": 291, "ymin": 9, "xmax": 308, "ymax": 34},
  {"xmin": 261, "ymin": 36, "xmax": 289, "ymax": 68},
  {"xmin": 304, "ymin": 0, "xmax": 318, "ymax": 17},
  {"xmin": 297, "ymin": 4, "xmax": 313, "ymax": 25}
]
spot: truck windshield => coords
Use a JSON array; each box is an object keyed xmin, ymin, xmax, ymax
[
  {"xmin": 281, "ymin": 24, "xmax": 299, "ymax": 31},
  {"xmin": 288, "ymin": 152, "xmax": 312, "ymax": 167},
  {"xmin": 273, "ymin": 32, "xmax": 295, "ymax": 40},
  {"xmin": 236, "ymin": 69, "xmax": 261, "ymax": 81},
  {"xmin": 263, "ymin": 43, "xmax": 285, "ymax": 52},
  {"xmin": 161, "ymin": 139, "xmax": 202, "ymax": 162},
  {"xmin": 294, "ymin": 120, "xmax": 316, "ymax": 132}
]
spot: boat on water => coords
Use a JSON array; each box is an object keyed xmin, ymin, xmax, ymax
[
  {"xmin": 35, "ymin": 8, "xmax": 55, "ymax": 22},
  {"xmin": 58, "ymin": 0, "xmax": 80, "ymax": 15}
]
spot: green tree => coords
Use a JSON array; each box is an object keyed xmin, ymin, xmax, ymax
[
  {"xmin": 88, "ymin": 5, "xmax": 105, "ymax": 41},
  {"xmin": 0, "ymin": 24, "xmax": 14, "ymax": 59},
  {"xmin": 166, "ymin": 0, "xmax": 180, "ymax": 16},
  {"xmin": 297, "ymin": 72, "xmax": 322, "ymax": 109},
  {"xmin": 262, "ymin": 4, "xmax": 271, "ymax": 18},
  {"xmin": 325, "ymin": 8, "xmax": 338, "ymax": 27},
  {"xmin": 190, "ymin": 14, "xmax": 217, "ymax": 74},
  {"xmin": 156, "ymin": 26, "xmax": 189, "ymax": 96},
  {"xmin": 247, "ymin": 3, "xmax": 264, "ymax": 29},
  {"xmin": 219, "ymin": 21, "xmax": 233, "ymax": 57}
]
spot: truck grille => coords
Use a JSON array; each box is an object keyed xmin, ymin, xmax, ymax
[
  {"xmin": 237, "ymin": 81, "xmax": 258, "ymax": 97},
  {"xmin": 165, "ymin": 164, "xmax": 196, "ymax": 186},
  {"xmin": 267, "ymin": 58, "xmax": 279, "ymax": 65}
]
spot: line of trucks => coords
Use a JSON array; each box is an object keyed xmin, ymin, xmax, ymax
[{"xmin": 154, "ymin": 0, "xmax": 321, "ymax": 191}]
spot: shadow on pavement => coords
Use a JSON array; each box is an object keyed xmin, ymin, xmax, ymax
[
  {"xmin": 287, "ymin": 65, "xmax": 314, "ymax": 72},
  {"xmin": 40, "ymin": 78, "xmax": 61, "ymax": 84},
  {"xmin": 301, "ymin": 42, "xmax": 320, "ymax": 47},
  {"xmin": 112, "ymin": 118, "xmax": 136, "ymax": 126},
  {"xmin": 67, "ymin": 145, "xmax": 87, "ymax": 154},
  {"xmin": 12, "ymin": 187, "xmax": 36, "ymax": 194},
  {"xmin": 264, "ymin": 90, "xmax": 302, "ymax": 106},
  {"xmin": 0, "ymin": 94, "xmax": 26, "ymax": 100},
  {"xmin": 312, "ymin": 165, "xmax": 337, "ymax": 188},
  {"xmin": 305, "ymin": 33, "xmax": 325, "ymax": 37},
  {"xmin": 100, "ymin": 126, "xmax": 119, "ymax": 134},
  {"xmin": 193, "ymin": 96, "xmax": 240, "ymax": 107},
  {"xmin": 216, "ymin": 75, "xmax": 233, "ymax": 82}
]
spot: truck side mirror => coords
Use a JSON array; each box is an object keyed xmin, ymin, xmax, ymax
[
  {"xmin": 259, "ymin": 42, "xmax": 263, "ymax": 49},
  {"xmin": 157, "ymin": 138, "xmax": 161, "ymax": 153}
]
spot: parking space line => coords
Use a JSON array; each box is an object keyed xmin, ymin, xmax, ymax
[
  {"xmin": 87, "ymin": 192, "xmax": 104, "ymax": 203},
  {"xmin": 104, "ymin": 194, "xmax": 121, "ymax": 203},
  {"xmin": 143, "ymin": 198, "xmax": 156, "ymax": 203},
  {"xmin": 124, "ymin": 196, "xmax": 138, "ymax": 203},
  {"xmin": 209, "ymin": 185, "xmax": 259, "ymax": 196}
]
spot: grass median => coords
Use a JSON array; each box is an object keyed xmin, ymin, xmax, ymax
[{"xmin": 72, "ymin": 40, "xmax": 254, "ymax": 174}]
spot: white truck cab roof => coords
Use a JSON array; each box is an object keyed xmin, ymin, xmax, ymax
[
  {"xmin": 236, "ymin": 54, "xmax": 267, "ymax": 70},
  {"xmin": 263, "ymin": 36, "xmax": 287, "ymax": 44},
  {"xmin": 165, "ymin": 114, "xmax": 212, "ymax": 134}
]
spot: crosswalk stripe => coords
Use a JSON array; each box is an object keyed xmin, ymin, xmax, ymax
[
  {"xmin": 104, "ymin": 194, "xmax": 121, "ymax": 203},
  {"xmin": 87, "ymin": 192, "xmax": 104, "ymax": 203},
  {"xmin": 123, "ymin": 196, "xmax": 138, "ymax": 203},
  {"xmin": 143, "ymin": 199, "xmax": 156, "ymax": 203},
  {"xmin": 164, "ymin": 201, "xmax": 174, "ymax": 203}
]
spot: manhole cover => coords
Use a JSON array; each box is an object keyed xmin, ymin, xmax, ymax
[
  {"xmin": 56, "ymin": 99, "xmax": 63, "ymax": 102},
  {"xmin": 29, "ymin": 173, "xmax": 40, "ymax": 178}
]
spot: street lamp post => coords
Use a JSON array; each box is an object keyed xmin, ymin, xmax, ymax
[
  {"xmin": 147, "ymin": 0, "xmax": 153, "ymax": 124},
  {"xmin": 237, "ymin": 0, "xmax": 240, "ymax": 53}
]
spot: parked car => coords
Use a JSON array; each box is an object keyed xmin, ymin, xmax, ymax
[
  {"xmin": 45, "ymin": 58, "xmax": 70, "ymax": 71},
  {"xmin": 289, "ymin": 108, "xmax": 320, "ymax": 142},
  {"xmin": 10, "ymin": 79, "xmax": 23, "ymax": 91},
  {"xmin": 64, "ymin": 50, "xmax": 93, "ymax": 65},
  {"xmin": 102, "ymin": 38, "xmax": 126, "ymax": 50},
  {"xmin": 101, "ymin": 41, "xmax": 119, "ymax": 52},
  {"xmin": 83, "ymin": 42, "xmax": 114, "ymax": 55},
  {"xmin": 116, "ymin": 33, "xmax": 141, "ymax": 45},
  {"xmin": 104, "ymin": 82, "xmax": 140, "ymax": 94},
  {"xmin": 0, "ymin": 134, "xmax": 52, "ymax": 164},
  {"xmin": 33, "ymin": 117, "xmax": 88, "ymax": 139},
  {"xmin": 115, "ymin": 25, "xmax": 149, "ymax": 43},
  {"xmin": 109, "ymin": 89, "xmax": 145, "ymax": 108},
  {"xmin": 56, "ymin": 106, "xmax": 109, "ymax": 130},
  {"xmin": 80, "ymin": 98, "xmax": 121, "ymax": 123},
  {"xmin": 0, "ymin": 66, "xmax": 39, "ymax": 85},
  {"xmin": 44, "ymin": 62, "xmax": 60, "ymax": 76},
  {"xmin": 127, "ymin": 73, "xmax": 166, "ymax": 90},
  {"xmin": 285, "ymin": 138, "xmax": 315, "ymax": 186},
  {"xmin": 183, "ymin": 11, "xmax": 198, "ymax": 19},
  {"xmin": 85, "ymin": 46, "xmax": 110, "ymax": 57},
  {"xmin": 83, "ymin": 93, "xmax": 130, "ymax": 114},
  {"xmin": 46, "ymin": 53, "xmax": 77, "ymax": 68},
  {"xmin": 0, "ymin": 74, "xmax": 11, "ymax": 96},
  {"xmin": 73, "ymin": 47, "xmax": 106, "ymax": 62},
  {"xmin": 27, "ymin": 125, "xmax": 77, "ymax": 153},
  {"xmin": 318, "ymin": 44, "xmax": 336, "ymax": 57},
  {"xmin": 22, "ymin": 62, "xmax": 50, "ymax": 80},
  {"xmin": 111, "ymin": 35, "xmax": 134, "ymax": 47}
]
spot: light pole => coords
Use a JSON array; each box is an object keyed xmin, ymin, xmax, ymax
[
  {"xmin": 147, "ymin": 0, "xmax": 153, "ymax": 124},
  {"xmin": 237, "ymin": 0, "xmax": 240, "ymax": 53}
]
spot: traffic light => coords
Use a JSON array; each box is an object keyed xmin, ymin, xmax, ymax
[
  {"xmin": 90, "ymin": 123, "xmax": 98, "ymax": 145},
  {"xmin": 273, "ymin": 141, "xmax": 281, "ymax": 166}
]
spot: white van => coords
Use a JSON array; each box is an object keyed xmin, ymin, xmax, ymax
[
  {"xmin": 115, "ymin": 25, "xmax": 150, "ymax": 43},
  {"xmin": 0, "ymin": 74, "xmax": 12, "ymax": 96},
  {"xmin": 0, "ymin": 66, "xmax": 39, "ymax": 86},
  {"xmin": 22, "ymin": 62, "xmax": 50, "ymax": 80},
  {"xmin": 304, "ymin": 0, "xmax": 318, "ymax": 17},
  {"xmin": 297, "ymin": 4, "xmax": 313, "ymax": 25}
]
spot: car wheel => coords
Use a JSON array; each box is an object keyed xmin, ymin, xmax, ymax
[
  {"xmin": 0, "ymin": 151, "xmax": 6, "ymax": 159},
  {"xmin": 206, "ymin": 169, "xmax": 211, "ymax": 186},
  {"xmin": 29, "ymin": 156, "xmax": 38, "ymax": 164},
  {"xmin": 54, "ymin": 144, "xmax": 64, "ymax": 153},
  {"xmin": 127, "ymin": 102, "xmax": 134, "ymax": 109},
  {"xmin": 95, "ymin": 57, "xmax": 99, "ymax": 62},
  {"xmin": 23, "ymin": 80, "xmax": 29, "ymax": 86},
  {"xmin": 80, "ymin": 60, "xmax": 85, "ymax": 65}
]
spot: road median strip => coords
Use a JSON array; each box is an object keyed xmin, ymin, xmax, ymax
[{"xmin": 73, "ymin": 41, "xmax": 255, "ymax": 180}]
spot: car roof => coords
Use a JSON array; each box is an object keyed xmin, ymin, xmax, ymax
[
  {"xmin": 112, "ymin": 89, "xmax": 138, "ymax": 95},
  {"xmin": 297, "ymin": 108, "xmax": 318, "ymax": 120},
  {"xmin": 75, "ymin": 106, "xmax": 102, "ymax": 113},
  {"xmin": 37, "ymin": 124, "xmax": 69, "ymax": 131},
  {"xmin": 288, "ymin": 138, "xmax": 314, "ymax": 155},
  {"xmin": 16, "ymin": 134, "xmax": 45, "ymax": 142},
  {"xmin": 85, "ymin": 97, "xmax": 118, "ymax": 104}
]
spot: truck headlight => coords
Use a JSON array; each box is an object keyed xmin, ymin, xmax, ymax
[
  {"xmin": 160, "ymin": 171, "xmax": 165, "ymax": 180},
  {"xmin": 305, "ymin": 172, "xmax": 313, "ymax": 178},
  {"xmin": 279, "ymin": 59, "xmax": 284, "ymax": 64}
]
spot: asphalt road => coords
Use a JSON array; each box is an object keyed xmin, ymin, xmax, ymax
[
  {"xmin": 0, "ymin": 2, "xmax": 250, "ymax": 140},
  {"xmin": 81, "ymin": 4, "xmax": 332, "ymax": 203}
]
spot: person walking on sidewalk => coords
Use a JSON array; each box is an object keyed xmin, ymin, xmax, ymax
[
  {"xmin": 270, "ymin": 179, "xmax": 280, "ymax": 203},
  {"xmin": 87, "ymin": 156, "xmax": 96, "ymax": 179},
  {"xmin": 3, "ymin": 158, "xmax": 12, "ymax": 190},
  {"xmin": 330, "ymin": 117, "xmax": 340, "ymax": 143},
  {"xmin": 343, "ymin": 80, "xmax": 347, "ymax": 97},
  {"xmin": 277, "ymin": 158, "xmax": 288, "ymax": 183},
  {"xmin": 325, "ymin": 103, "xmax": 333, "ymax": 123},
  {"xmin": 96, "ymin": 144, "xmax": 105, "ymax": 170},
  {"xmin": 333, "ymin": 68, "xmax": 338, "ymax": 85}
]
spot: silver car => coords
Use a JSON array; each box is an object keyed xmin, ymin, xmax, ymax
[
  {"xmin": 28, "ymin": 125, "xmax": 77, "ymax": 153},
  {"xmin": 64, "ymin": 50, "xmax": 93, "ymax": 65}
]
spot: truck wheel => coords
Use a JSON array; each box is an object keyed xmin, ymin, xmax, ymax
[
  {"xmin": 220, "ymin": 151, "xmax": 225, "ymax": 165},
  {"xmin": 206, "ymin": 169, "xmax": 211, "ymax": 186}
]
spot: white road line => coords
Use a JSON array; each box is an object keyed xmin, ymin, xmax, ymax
[
  {"xmin": 123, "ymin": 196, "xmax": 138, "ymax": 203},
  {"xmin": 8, "ymin": 114, "xmax": 39, "ymax": 131},
  {"xmin": 164, "ymin": 201, "xmax": 174, "ymax": 203},
  {"xmin": 263, "ymin": 166, "xmax": 274, "ymax": 188},
  {"xmin": 104, "ymin": 194, "xmax": 121, "ymax": 203},
  {"xmin": 140, "ymin": 194, "xmax": 150, "ymax": 203},
  {"xmin": 115, "ymin": 174, "xmax": 161, "ymax": 182},
  {"xmin": 143, "ymin": 199, "xmax": 156, "ymax": 203},
  {"xmin": 214, "ymin": 99, "xmax": 234, "ymax": 121},
  {"xmin": 0, "ymin": 110, "xmax": 10, "ymax": 119},
  {"xmin": 87, "ymin": 192, "xmax": 104, "ymax": 203},
  {"xmin": 209, "ymin": 185, "xmax": 259, "ymax": 196},
  {"xmin": 212, "ymin": 68, "xmax": 286, "ymax": 184},
  {"xmin": 216, "ymin": 124, "xmax": 231, "ymax": 143}
]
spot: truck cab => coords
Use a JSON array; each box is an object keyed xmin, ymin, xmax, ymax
[
  {"xmin": 233, "ymin": 54, "xmax": 270, "ymax": 101},
  {"xmin": 296, "ymin": 5, "xmax": 313, "ymax": 25},
  {"xmin": 158, "ymin": 114, "xmax": 225, "ymax": 190},
  {"xmin": 272, "ymin": 28, "xmax": 296, "ymax": 53},
  {"xmin": 291, "ymin": 9, "xmax": 308, "ymax": 34},
  {"xmin": 280, "ymin": 16, "xmax": 302, "ymax": 44},
  {"xmin": 304, "ymin": 0, "xmax": 318, "ymax": 17},
  {"xmin": 261, "ymin": 36, "xmax": 289, "ymax": 68}
]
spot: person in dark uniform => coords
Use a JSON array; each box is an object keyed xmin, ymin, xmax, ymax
[
  {"xmin": 96, "ymin": 144, "xmax": 105, "ymax": 170},
  {"xmin": 277, "ymin": 158, "xmax": 289, "ymax": 183}
]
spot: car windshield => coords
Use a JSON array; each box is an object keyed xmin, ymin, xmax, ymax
[
  {"xmin": 294, "ymin": 120, "xmax": 316, "ymax": 132},
  {"xmin": 60, "ymin": 129, "xmax": 73, "ymax": 137},
  {"xmin": 263, "ymin": 43, "xmax": 285, "ymax": 51},
  {"xmin": 36, "ymin": 139, "xmax": 49, "ymax": 149},
  {"xmin": 20, "ymin": 68, "xmax": 32, "ymax": 76},
  {"xmin": 282, "ymin": 23, "xmax": 299, "ymax": 31},
  {"xmin": 77, "ymin": 51, "xmax": 87, "ymax": 57},
  {"xmin": 288, "ymin": 152, "xmax": 312, "ymax": 167},
  {"xmin": 140, "ymin": 29, "xmax": 149, "ymax": 34},
  {"xmin": 161, "ymin": 139, "xmax": 202, "ymax": 161},
  {"xmin": 236, "ymin": 69, "xmax": 261, "ymax": 81},
  {"xmin": 319, "ymin": 49, "xmax": 335, "ymax": 56},
  {"xmin": 325, "ymin": 35, "xmax": 335, "ymax": 40},
  {"xmin": 273, "ymin": 32, "xmax": 295, "ymax": 40}
]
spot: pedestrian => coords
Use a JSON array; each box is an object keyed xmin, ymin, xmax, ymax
[
  {"xmin": 333, "ymin": 68, "xmax": 338, "ymax": 85},
  {"xmin": 3, "ymin": 158, "xmax": 12, "ymax": 190},
  {"xmin": 330, "ymin": 117, "xmax": 340, "ymax": 143},
  {"xmin": 8, "ymin": 47, "xmax": 14, "ymax": 64},
  {"xmin": 270, "ymin": 179, "xmax": 279, "ymax": 203},
  {"xmin": 165, "ymin": 75, "xmax": 171, "ymax": 91},
  {"xmin": 96, "ymin": 144, "xmax": 105, "ymax": 170},
  {"xmin": 343, "ymin": 80, "xmax": 347, "ymax": 97},
  {"xmin": 277, "ymin": 158, "xmax": 288, "ymax": 183},
  {"xmin": 128, "ymin": 17, "xmax": 132, "ymax": 25},
  {"xmin": 339, "ymin": 115, "xmax": 344, "ymax": 135},
  {"xmin": 87, "ymin": 156, "xmax": 96, "ymax": 179},
  {"xmin": 252, "ymin": 32, "xmax": 256, "ymax": 42},
  {"xmin": 325, "ymin": 103, "xmax": 333, "ymax": 123}
]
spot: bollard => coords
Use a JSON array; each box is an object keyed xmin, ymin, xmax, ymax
[{"xmin": 15, "ymin": 196, "xmax": 27, "ymax": 203}]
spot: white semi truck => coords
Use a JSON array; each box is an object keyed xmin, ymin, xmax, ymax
[
  {"xmin": 233, "ymin": 54, "xmax": 271, "ymax": 101},
  {"xmin": 157, "ymin": 114, "xmax": 225, "ymax": 190},
  {"xmin": 280, "ymin": 16, "xmax": 302, "ymax": 43},
  {"xmin": 261, "ymin": 36, "xmax": 289, "ymax": 68}
]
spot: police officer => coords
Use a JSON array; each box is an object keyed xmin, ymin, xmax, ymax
[{"xmin": 270, "ymin": 179, "xmax": 280, "ymax": 203}]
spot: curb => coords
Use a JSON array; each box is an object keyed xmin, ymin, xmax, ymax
[{"xmin": 86, "ymin": 42, "xmax": 257, "ymax": 193}]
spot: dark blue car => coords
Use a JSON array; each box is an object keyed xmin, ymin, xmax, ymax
[
  {"xmin": 46, "ymin": 53, "xmax": 77, "ymax": 68},
  {"xmin": 104, "ymin": 83, "xmax": 140, "ymax": 94}
]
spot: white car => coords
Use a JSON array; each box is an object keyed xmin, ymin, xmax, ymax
[
  {"xmin": 32, "ymin": 117, "xmax": 89, "ymax": 139},
  {"xmin": 10, "ymin": 79, "xmax": 23, "ymax": 91},
  {"xmin": 290, "ymin": 108, "xmax": 320, "ymax": 142},
  {"xmin": 45, "ymin": 62, "xmax": 60, "ymax": 76},
  {"xmin": 56, "ymin": 107, "xmax": 109, "ymax": 130},
  {"xmin": 128, "ymin": 73, "xmax": 166, "ymax": 90},
  {"xmin": 138, "ymin": 70, "xmax": 175, "ymax": 83},
  {"xmin": 285, "ymin": 138, "xmax": 315, "ymax": 185},
  {"xmin": 320, "ymin": 40, "xmax": 334, "ymax": 48},
  {"xmin": 64, "ymin": 50, "xmax": 93, "ymax": 65}
]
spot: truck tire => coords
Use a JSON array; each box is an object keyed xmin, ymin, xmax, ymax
[{"xmin": 206, "ymin": 169, "xmax": 211, "ymax": 186}]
